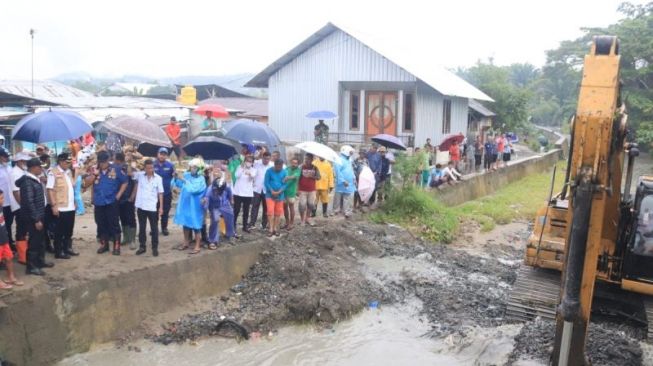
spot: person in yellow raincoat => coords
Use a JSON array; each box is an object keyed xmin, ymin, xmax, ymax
[{"xmin": 312, "ymin": 157, "xmax": 334, "ymax": 218}]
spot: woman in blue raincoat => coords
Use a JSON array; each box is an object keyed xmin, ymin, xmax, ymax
[{"xmin": 173, "ymin": 158, "xmax": 207, "ymax": 254}]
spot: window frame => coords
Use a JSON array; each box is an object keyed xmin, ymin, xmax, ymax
[
  {"xmin": 403, "ymin": 92, "xmax": 414, "ymax": 132},
  {"xmin": 442, "ymin": 99, "xmax": 452, "ymax": 134},
  {"xmin": 349, "ymin": 91, "xmax": 360, "ymax": 131}
]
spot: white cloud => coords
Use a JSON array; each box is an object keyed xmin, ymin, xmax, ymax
[{"xmin": 0, "ymin": 0, "xmax": 643, "ymax": 79}]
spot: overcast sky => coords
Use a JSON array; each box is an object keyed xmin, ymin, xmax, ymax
[{"xmin": 0, "ymin": 0, "xmax": 644, "ymax": 80}]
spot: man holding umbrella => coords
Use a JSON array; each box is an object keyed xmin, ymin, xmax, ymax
[
  {"xmin": 314, "ymin": 120, "xmax": 329, "ymax": 145},
  {"xmin": 154, "ymin": 147, "xmax": 175, "ymax": 236},
  {"xmin": 91, "ymin": 151, "xmax": 129, "ymax": 256}
]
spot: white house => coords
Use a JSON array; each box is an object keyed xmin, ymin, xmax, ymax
[{"xmin": 246, "ymin": 23, "xmax": 493, "ymax": 147}]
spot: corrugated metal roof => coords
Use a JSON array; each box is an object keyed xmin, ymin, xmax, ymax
[
  {"xmin": 469, "ymin": 99, "xmax": 496, "ymax": 117},
  {"xmin": 43, "ymin": 96, "xmax": 188, "ymax": 109},
  {"xmin": 199, "ymin": 97, "xmax": 268, "ymax": 117},
  {"xmin": 246, "ymin": 23, "xmax": 493, "ymax": 102},
  {"xmin": 0, "ymin": 80, "xmax": 93, "ymax": 103}
]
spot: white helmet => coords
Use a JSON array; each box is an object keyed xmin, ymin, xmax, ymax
[{"xmin": 340, "ymin": 145, "xmax": 354, "ymax": 156}]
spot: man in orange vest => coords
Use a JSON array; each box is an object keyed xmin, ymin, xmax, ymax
[
  {"xmin": 165, "ymin": 117, "xmax": 182, "ymax": 162},
  {"xmin": 46, "ymin": 153, "xmax": 79, "ymax": 259}
]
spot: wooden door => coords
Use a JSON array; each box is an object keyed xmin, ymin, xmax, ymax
[{"xmin": 365, "ymin": 92, "xmax": 397, "ymax": 136}]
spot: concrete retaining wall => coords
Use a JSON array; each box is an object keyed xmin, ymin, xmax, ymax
[
  {"xmin": 437, "ymin": 150, "xmax": 562, "ymax": 206},
  {"xmin": 0, "ymin": 241, "xmax": 266, "ymax": 366}
]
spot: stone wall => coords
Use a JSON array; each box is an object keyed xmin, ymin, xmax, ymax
[
  {"xmin": 0, "ymin": 241, "xmax": 265, "ymax": 366},
  {"xmin": 436, "ymin": 150, "xmax": 562, "ymax": 206}
]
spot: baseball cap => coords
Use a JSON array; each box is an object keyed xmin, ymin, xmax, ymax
[
  {"xmin": 14, "ymin": 151, "xmax": 32, "ymax": 162},
  {"xmin": 0, "ymin": 148, "xmax": 9, "ymax": 158},
  {"xmin": 158, "ymin": 147, "xmax": 169, "ymax": 154}
]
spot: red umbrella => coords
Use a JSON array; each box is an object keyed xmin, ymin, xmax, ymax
[
  {"xmin": 439, "ymin": 133, "xmax": 465, "ymax": 152},
  {"xmin": 194, "ymin": 104, "xmax": 230, "ymax": 118}
]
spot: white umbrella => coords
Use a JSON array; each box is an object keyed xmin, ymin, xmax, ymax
[
  {"xmin": 358, "ymin": 166, "xmax": 376, "ymax": 203},
  {"xmin": 294, "ymin": 141, "xmax": 340, "ymax": 163}
]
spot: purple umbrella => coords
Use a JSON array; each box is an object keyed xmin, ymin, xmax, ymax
[{"xmin": 371, "ymin": 134, "xmax": 407, "ymax": 151}]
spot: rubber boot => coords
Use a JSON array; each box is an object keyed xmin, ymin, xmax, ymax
[
  {"xmin": 65, "ymin": 239, "xmax": 80, "ymax": 256},
  {"xmin": 112, "ymin": 240, "xmax": 121, "ymax": 256},
  {"xmin": 128, "ymin": 227, "xmax": 137, "ymax": 250},
  {"xmin": 97, "ymin": 240, "xmax": 109, "ymax": 254},
  {"xmin": 16, "ymin": 240, "xmax": 28, "ymax": 265}
]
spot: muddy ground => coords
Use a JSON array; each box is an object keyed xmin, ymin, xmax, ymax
[{"xmin": 145, "ymin": 215, "xmax": 647, "ymax": 365}]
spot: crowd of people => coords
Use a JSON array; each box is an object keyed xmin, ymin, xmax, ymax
[
  {"xmin": 413, "ymin": 133, "xmax": 515, "ymax": 189},
  {"xmin": 0, "ymin": 116, "xmax": 516, "ymax": 289}
]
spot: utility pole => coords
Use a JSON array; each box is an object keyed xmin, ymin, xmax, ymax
[{"xmin": 30, "ymin": 28, "xmax": 35, "ymax": 97}]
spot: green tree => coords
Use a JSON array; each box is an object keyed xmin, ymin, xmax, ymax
[{"xmin": 458, "ymin": 62, "xmax": 531, "ymax": 132}]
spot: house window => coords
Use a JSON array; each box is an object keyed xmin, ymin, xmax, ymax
[
  {"xmin": 403, "ymin": 93, "xmax": 413, "ymax": 131},
  {"xmin": 442, "ymin": 99, "xmax": 452, "ymax": 134},
  {"xmin": 350, "ymin": 91, "xmax": 360, "ymax": 130}
]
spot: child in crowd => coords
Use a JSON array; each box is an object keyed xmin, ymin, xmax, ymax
[
  {"xmin": 0, "ymin": 189, "xmax": 23, "ymax": 289},
  {"xmin": 429, "ymin": 164, "xmax": 445, "ymax": 189}
]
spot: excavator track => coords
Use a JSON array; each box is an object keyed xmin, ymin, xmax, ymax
[{"xmin": 506, "ymin": 265, "xmax": 561, "ymax": 323}]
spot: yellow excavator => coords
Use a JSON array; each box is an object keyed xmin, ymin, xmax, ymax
[{"xmin": 506, "ymin": 36, "xmax": 653, "ymax": 365}]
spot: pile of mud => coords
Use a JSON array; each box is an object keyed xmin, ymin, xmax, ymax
[
  {"xmin": 508, "ymin": 318, "xmax": 643, "ymax": 366},
  {"xmin": 151, "ymin": 219, "xmax": 385, "ymax": 345}
]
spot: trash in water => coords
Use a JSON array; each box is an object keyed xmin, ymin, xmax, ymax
[{"xmin": 368, "ymin": 301, "xmax": 379, "ymax": 309}]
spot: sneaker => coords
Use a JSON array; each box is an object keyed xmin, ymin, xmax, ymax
[{"xmin": 152, "ymin": 249, "xmax": 159, "ymax": 257}]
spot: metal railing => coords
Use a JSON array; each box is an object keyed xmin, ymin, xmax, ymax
[{"xmin": 327, "ymin": 132, "xmax": 414, "ymax": 147}]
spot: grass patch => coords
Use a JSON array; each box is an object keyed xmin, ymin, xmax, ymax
[
  {"xmin": 370, "ymin": 186, "xmax": 458, "ymax": 243},
  {"xmin": 373, "ymin": 161, "xmax": 567, "ymax": 242}
]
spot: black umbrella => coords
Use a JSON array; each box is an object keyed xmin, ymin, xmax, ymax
[
  {"xmin": 137, "ymin": 142, "xmax": 167, "ymax": 157},
  {"xmin": 183, "ymin": 136, "xmax": 241, "ymax": 160},
  {"xmin": 371, "ymin": 134, "xmax": 407, "ymax": 151}
]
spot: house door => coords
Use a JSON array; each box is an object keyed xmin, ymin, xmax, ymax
[{"xmin": 365, "ymin": 92, "xmax": 397, "ymax": 136}]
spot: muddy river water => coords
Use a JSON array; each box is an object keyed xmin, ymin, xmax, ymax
[{"xmin": 58, "ymin": 301, "xmax": 535, "ymax": 366}]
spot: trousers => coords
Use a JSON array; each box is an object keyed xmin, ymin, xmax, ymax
[
  {"xmin": 26, "ymin": 220, "xmax": 46, "ymax": 270},
  {"xmin": 250, "ymin": 191, "xmax": 268, "ymax": 228},
  {"xmin": 333, "ymin": 192, "xmax": 353, "ymax": 217},
  {"xmin": 137, "ymin": 208, "xmax": 159, "ymax": 249},
  {"xmin": 94, "ymin": 202, "xmax": 121, "ymax": 242},
  {"xmin": 233, "ymin": 195, "xmax": 252, "ymax": 230},
  {"xmin": 208, "ymin": 208, "xmax": 235, "ymax": 244},
  {"xmin": 3, "ymin": 206, "xmax": 14, "ymax": 249},
  {"xmin": 53, "ymin": 210, "xmax": 75, "ymax": 254},
  {"xmin": 158, "ymin": 194, "xmax": 172, "ymax": 230}
]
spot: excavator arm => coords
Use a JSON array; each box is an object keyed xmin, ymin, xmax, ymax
[{"xmin": 552, "ymin": 36, "xmax": 625, "ymax": 366}]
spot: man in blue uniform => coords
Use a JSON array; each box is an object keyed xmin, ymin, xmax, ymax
[
  {"xmin": 154, "ymin": 147, "xmax": 175, "ymax": 236},
  {"xmin": 92, "ymin": 151, "xmax": 128, "ymax": 255}
]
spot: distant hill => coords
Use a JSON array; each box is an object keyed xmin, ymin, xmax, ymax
[{"xmin": 53, "ymin": 72, "xmax": 266, "ymax": 98}]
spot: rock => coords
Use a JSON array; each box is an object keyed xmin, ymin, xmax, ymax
[{"xmin": 415, "ymin": 252, "xmax": 433, "ymax": 261}]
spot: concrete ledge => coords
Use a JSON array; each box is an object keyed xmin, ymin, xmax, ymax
[
  {"xmin": 436, "ymin": 150, "xmax": 561, "ymax": 206},
  {"xmin": 0, "ymin": 240, "xmax": 266, "ymax": 366}
]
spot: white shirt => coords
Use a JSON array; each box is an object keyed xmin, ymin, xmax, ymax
[
  {"xmin": 0, "ymin": 163, "xmax": 13, "ymax": 208},
  {"xmin": 442, "ymin": 166, "xmax": 462, "ymax": 180},
  {"xmin": 233, "ymin": 166, "xmax": 256, "ymax": 197},
  {"xmin": 10, "ymin": 165, "xmax": 26, "ymax": 212},
  {"xmin": 386, "ymin": 151, "xmax": 395, "ymax": 175},
  {"xmin": 134, "ymin": 172, "xmax": 164, "ymax": 212},
  {"xmin": 253, "ymin": 160, "xmax": 273, "ymax": 193},
  {"xmin": 46, "ymin": 166, "xmax": 75, "ymax": 212}
]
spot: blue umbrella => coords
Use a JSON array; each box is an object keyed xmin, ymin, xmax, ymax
[
  {"xmin": 223, "ymin": 119, "xmax": 283, "ymax": 152},
  {"xmin": 371, "ymin": 134, "xmax": 407, "ymax": 151},
  {"xmin": 12, "ymin": 110, "xmax": 92, "ymax": 143},
  {"xmin": 306, "ymin": 110, "xmax": 338, "ymax": 119},
  {"xmin": 183, "ymin": 136, "xmax": 241, "ymax": 161}
]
